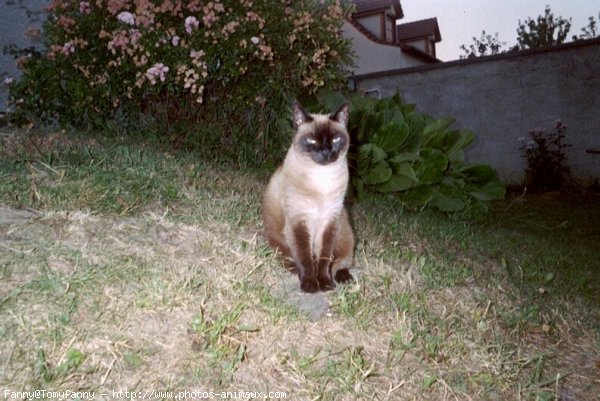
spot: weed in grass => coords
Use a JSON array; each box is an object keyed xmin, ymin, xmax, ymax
[
  {"xmin": 34, "ymin": 347, "xmax": 86, "ymax": 384},
  {"xmin": 285, "ymin": 346, "xmax": 375, "ymax": 400},
  {"xmin": 122, "ymin": 351, "xmax": 144, "ymax": 369},
  {"xmin": 253, "ymin": 284, "xmax": 300, "ymax": 322},
  {"xmin": 55, "ymin": 348, "xmax": 86, "ymax": 378},
  {"xmin": 386, "ymin": 328, "xmax": 414, "ymax": 370},
  {"xmin": 188, "ymin": 304, "xmax": 247, "ymax": 385},
  {"xmin": 501, "ymin": 305, "xmax": 542, "ymax": 334},
  {"xmin": 418, "ymin": 255, "xmax": 474, "ymax": 288},
  {"xmin": 330, "ymin": 280, "xmax": 378, "ymax": 327},
  {"xmin": 388, "ymin": 291, "xmax": 414, "ymax": 314}
]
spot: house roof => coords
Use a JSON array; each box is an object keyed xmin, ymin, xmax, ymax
[
  {"xmin": 397, "ymin": 18, "xmax": 441, "ymax": 42},
  {"xmin": 400, "ymin": 44, "xmax": 441, "ymax": 63},
  {"xmin": 345, "ymin": 18, "xmax": 441, "ymax": 64},
  {"xmin": 350, "ymin": 0, "xmax": 404, "ymax": 19}
]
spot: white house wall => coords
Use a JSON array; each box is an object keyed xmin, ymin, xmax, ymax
[{"xmin": 343, "ymin": 21, "xmax": 425, "ymax": 76}]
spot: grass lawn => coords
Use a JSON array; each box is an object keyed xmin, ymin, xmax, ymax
[{"xmin": 1, "ymin": 129, "xmax": 599, "ymax": 400}]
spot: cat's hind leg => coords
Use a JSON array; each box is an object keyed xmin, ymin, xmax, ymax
[{"xmin": 332, "ymin": 208, "xmax": 355, "ymax": 284}]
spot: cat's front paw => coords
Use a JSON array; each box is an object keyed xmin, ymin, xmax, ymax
[
  {"xmin": 300, "ymin": 276, "xmax": 320, "ymax": 293},
  {"xmin": 318, "ymin": 275, "xmax": 336, "ymax": 291},
  {"xmin": 334, "ymin": 268, "xmax": 354, "ymax": 284}
]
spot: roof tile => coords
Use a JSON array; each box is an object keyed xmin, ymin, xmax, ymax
[{"xmin": 397, "ymin": 18, "xmax": 441, "ymax": 42}]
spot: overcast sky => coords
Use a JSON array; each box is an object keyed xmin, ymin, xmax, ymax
[{"xmin": 401, "ymin": 0, "xmax": 600, "ymax": 61}]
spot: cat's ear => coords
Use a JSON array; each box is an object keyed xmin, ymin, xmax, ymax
[
  {"xmin": 293, "ymin": 100, "xmax": 313, "ymax": 129},
  {"xmin": 330, "ymin": 102, "xmax": 349, "ymax": 127}
]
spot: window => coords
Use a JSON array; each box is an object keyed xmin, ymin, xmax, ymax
[{"xmin": 385, "ymin": 16, "xmax": 394, "ymax": 42}]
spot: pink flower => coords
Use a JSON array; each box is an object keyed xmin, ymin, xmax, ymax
[
  {"xmin": 62, "ymin": 41, "xmax": 75, "ymax": 55},
  {"xmin": 190, "ymin": 49, "xmax": 205, "ymax": 59},
  {"xmin": 79, "ymin": 1, "xmax": 91, "ymax": 14},
  {"xmin": 171, "ymin": 35, "xmax": 180, "ymax": 46},
  {"xmin": 107, "ymin": 0, "xmax": 127, "ymax": 15},
  {"xmin": 185, "ymin": 16, "xmax": 199, "ymax": 34},
  {"xmin": 145, "ymin": 63, "xmax": 169, "ymax": 85},
  {"xmin": 4, "ymin": 77, "xmax": 14, "ymax": 85},
  {"xmin": 203, "ymin": 11, "xmax": 215, "ymax": 27},
  {"xmin": 117, "ymin": 11, "xmax": 135, "ymax": 25}
]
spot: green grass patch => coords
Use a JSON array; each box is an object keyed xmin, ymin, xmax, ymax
[{"xmin": 355, "ymin": 191, "xmax": 600, "ymax": 314}]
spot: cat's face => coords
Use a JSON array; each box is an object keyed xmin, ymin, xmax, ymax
[{"xmin": 292, "ymin": 101, "xmax": 350, "ymax": 165}]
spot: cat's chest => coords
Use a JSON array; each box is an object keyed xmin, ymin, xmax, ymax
[
  {"xmin": 284, "ymin": 164, "xmax": 348, "ymax": 221},
  {"xmin": 304, "ymin": 166, "xmax": 347, "ymax": 197}
]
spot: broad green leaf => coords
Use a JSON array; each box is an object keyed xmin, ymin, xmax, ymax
[
  {"xmin": 362, "ymin": 160, "xmax": 392, "ymax": 185},
  {"xmin": 363, "ymin": 112, "xmax": 385, "ymax": 141},
  {"xmin": 469, "ymin": 199, "xmax": 491, "ymax": 217},
  {"xmin": 405, "ymin": 113, "xmax": 426, "ymax": 137},
  {"xmin": 380, "ymin": 109, "xmax": 405, "ymax": 126},
  {"xmin": 457, "ymin": 129, "xmax": 475, "ymax": 149},
  {"xmin": 357, "ymin": 144, "xmax": 387, "ymax": 173},
  {"xmin": 376, "ymin": 174, "xmax": 415, "ymax": 192},
  {"xmin": 441, "ymin": 175, "xmax": 465, "ymax": 189},
  {"xmin": 423, "ymin": 117, "xmax": 456, "ymax": 138},
  {"xmin": 430, "ymin": 190, "xmax": 466, "ymax": 212},
  {"xmin": 376, "ymin": 161, "xmax": 418, "ymax": 193},
  {"xmin": 317, "ymin": 91, "xmax": 347, "ymax": 112},
  {"xmin": 392, "ymin": 161, "xmax": 418, "ymax": 182},
  {"xmin": 375, "ymin": 96, "xmax": 399, "ymax": 112},
  {"xmin": 416, "ymin": 148, "xmax": 448, "ymax": 185},
  {"xmin": 469, "ymin": 180, "xmax": 506, "ymax": 200},
  {"xmin": 352, "ymin": 176, "xmax": 364, "ymax": 194},
  {"xmin": 349, "ymin": 94, "xmax": 375, "ymax": 114},
  {"xmin": 446, "ymin": 148, "xmax": 465, "ymax": 165},
  {"xmin": 445, "ymin": 130, "xmax": 475, "ymax": 164},
  {"xmin": 396, "ymin": 127, "xmax": 422, "ymax": 154},
  {"xmin": 421, "ymin": 116, "xmax": 457, "ymax": 149},
  {"xmin": 442, "ymin": 130, "xmax": 465, "ymax": 152},
  {"xmin": 390, "ymin": 152, "xmax": 420, "ymax": 164},
  {"xmin": 372, "ymin": 121, "xmax": 410, "ymax": 153},
  {"xmin": 460, "ymin": 164, "xmax": 497, "ymax": 184},
  {"xmin": 352, "ymin": 177, "xmax": 369, "ymax": 202},
  {"xmin": 391, "ymin": 91, "xmax": 404, "ymax": 108},
  {"xmin": 402, "ymin": 103, "xmax": 416, "ymax": 114},
  {"xmin": 397, "ymin": 186, "xmax": 435, "ymax": 208}
]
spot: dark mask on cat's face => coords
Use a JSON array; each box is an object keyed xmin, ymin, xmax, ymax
[{"xmin": 292, "ymin": 101, "xmax": 350, "ymax": 166}]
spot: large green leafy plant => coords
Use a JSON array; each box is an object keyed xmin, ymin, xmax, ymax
[{"xmin": 334, "ymin": 93, "xmax": 505, "ymax": 215}]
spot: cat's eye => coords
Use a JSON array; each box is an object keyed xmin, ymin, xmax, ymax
[
  {"xmin": 306, "ymin": 138, "xmax": 317, "ymax": 145},
  {"xmin": 332, "ymin": 136, "xmax": 342, "ymax": 144}
]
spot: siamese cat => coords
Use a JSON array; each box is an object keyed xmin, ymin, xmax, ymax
[{"xmin": 262, "ymin": 100, "xmax": 354, "ymax": 293}]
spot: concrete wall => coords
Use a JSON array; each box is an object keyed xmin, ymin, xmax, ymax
[
  {"xmin": 0, "ymin": 0, "xmax": 48, "ymax": 110},
  {"xmin": 343, "ymin": 21, "xmax": 426, "ymax": 76},
  {"xmin": 350, "ymin": 38, "xmax": 600, "ymax": 185}
]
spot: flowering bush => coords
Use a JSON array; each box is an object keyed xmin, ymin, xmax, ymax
[
  {"xmin": 519, "ymin": 120, "xmax": 571, "ymax": 191},
  {"xmin": 8, "ymin": 0, "xmax": 353, "ymax": 161}
]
